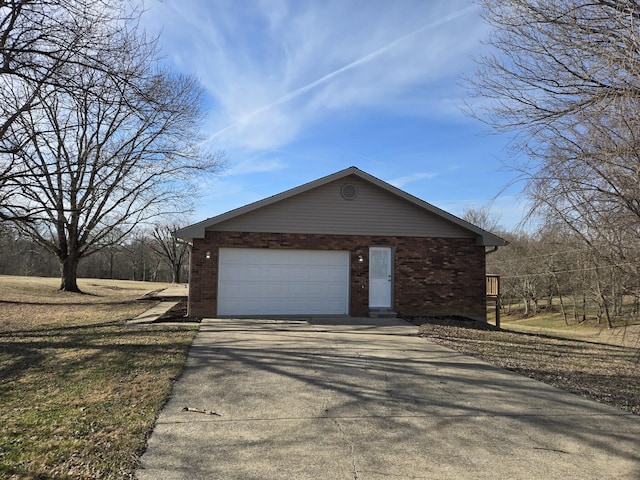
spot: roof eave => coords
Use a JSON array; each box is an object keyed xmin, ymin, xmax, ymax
[
  {"xmin": 174, "ymin": 166, "xmax": 510, "ymax": 247},
  {"xmin": 174, "ymin": 167, "xmax": 364, "ymax": 240}
]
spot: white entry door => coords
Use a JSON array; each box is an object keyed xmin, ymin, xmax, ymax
[{"xmin": 369, "ymin": 247, "xmax": 392, "ymax": 308}]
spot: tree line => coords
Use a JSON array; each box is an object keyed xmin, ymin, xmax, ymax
[
  {"xmin": 486, "ymin": 226, "xmax": 639, "ymax": 328},
  {"xmin": 462, "ymin": 205, "xmax": 638, "ymax": 327},
  {"xmin": 0, "ymin": 221, "xmax": 189, "ymax": 284}
]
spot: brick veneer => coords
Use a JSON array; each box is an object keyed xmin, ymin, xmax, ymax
[{"xmin": 188, "ymin": 231, "xmax": 487, "ymax": 320}]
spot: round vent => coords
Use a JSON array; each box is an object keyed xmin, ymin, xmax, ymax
[{"xmin": 340, "ymin": 183, "xmax": 358, "ymax": 200}]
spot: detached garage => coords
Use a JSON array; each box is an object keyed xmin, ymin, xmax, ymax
[{"xmin": 176, "ymin": 167, "xmax": 507, "ymax": 320}]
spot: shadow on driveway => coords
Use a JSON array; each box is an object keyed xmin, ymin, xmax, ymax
[{"xmin": 137, "ymin": 317, "xmax": 640, "ymax": 480}]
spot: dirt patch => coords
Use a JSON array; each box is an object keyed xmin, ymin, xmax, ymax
[{"xmin": 412, "ymin": 317, "xmax": 640, "ymax": 415}]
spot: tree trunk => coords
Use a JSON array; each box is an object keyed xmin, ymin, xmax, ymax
[
  {"xmin": 558, "ymin": 292, "xmax": 568, "ymax": 325},
  {"xmin": 173, "ymin": 262, "xmax": 182, "ymax": 284},
  {"xmin": 601, "ymin": 295, "xmax": 613, "ymax": 329},
  {"xmin": 109, "ymin": 249, "xmax": 114, "ymax": 279},
  {"xmin": 523, "ymin": 296, "xmax": 530, "ymax": 316},
  {"xmin": 531, "ymin": 293, "xmax": 539, "ymax": 315},
  {"xmin": 553, "ymin": 275, "xmax": 568, "ymax": 325},
  {"xmin": 60, "ymin": 255, "xmax": 81, "ymax": 292}
]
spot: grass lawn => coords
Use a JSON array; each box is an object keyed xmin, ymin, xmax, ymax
[
  {"xmin": 490, "ymin": 306, "xmax": 640, "ymax": 347},
  {"xmin": 0, "ymin": 276, "xmax": 198, "ymax": 479}
]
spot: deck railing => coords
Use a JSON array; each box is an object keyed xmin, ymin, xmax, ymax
[
  {"xmin": 486, "ymin": 274, "xmax": 500, "ymax": 298},
  {"xmin": 486, "ymin": 274, "xmax": 501, "ymax": 327}
]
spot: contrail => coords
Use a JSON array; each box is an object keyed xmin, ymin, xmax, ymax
[{"xmin": 203, "ymin": 4, "xmax": 478, "ymax": 144}]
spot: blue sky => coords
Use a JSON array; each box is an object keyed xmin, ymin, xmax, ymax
[{"xmin": 141, "ymin": 0, "xmax": 525, "ymax": 230}]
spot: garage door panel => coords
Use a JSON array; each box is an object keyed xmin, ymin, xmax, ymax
[
  {"xmin": 308, "ymin": 267, "xmax": 332, "ymax": 281},
  {"xmin": 266, "ymin": 265, "xmax": 287, "ymax": 280},
  {"xmin": 220, "ymin": 265, "xmax": 264, "ymax": 281},
  {"xmin": 288, "ymin": 283, "xmax": 308, "ymax": 296},
  {"xmin": 327, "ymin": 283, "xmax": 345, "ymax": 296},
  {"xmin": 218, "ymin": 248, "xmax": 349, "ymax": 316},
  {"xmin": 286, "ymin": 266, "xmax": 306, "ymax": 281},
  {"xmin": 220, "ymin": 282, "xmax": 284, "ymax": 298},
  {"xmin": 307, "ymin": 283, "xmax": 330, "ymax": 297}
]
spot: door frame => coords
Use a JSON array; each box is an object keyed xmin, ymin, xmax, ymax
[{"xmin": 368, "ymin": 246, "xmax": 393, "ymax": 309}]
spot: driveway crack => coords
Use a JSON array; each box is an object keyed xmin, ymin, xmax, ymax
[{"xmin": 333, "ymin": 418, "xmax": 358, "ymax": 480}]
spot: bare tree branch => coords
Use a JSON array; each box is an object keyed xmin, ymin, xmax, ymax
[{"xmin": 1, "ymin": 1, "xmax": 224, "ymax": 291}]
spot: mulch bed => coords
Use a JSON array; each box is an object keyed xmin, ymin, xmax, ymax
[{"xmin": 410, "ymin": 317, "xmax": 640, "ymax": 415}]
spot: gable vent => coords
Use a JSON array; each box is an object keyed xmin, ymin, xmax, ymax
[{"xmin": 340, "ymin": 183, "xmax": 358, "ymax": 200}]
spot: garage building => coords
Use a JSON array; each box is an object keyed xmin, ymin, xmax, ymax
[{"xmin": 176, "ymin": 167, "xmax": 507, "ymax": 320}]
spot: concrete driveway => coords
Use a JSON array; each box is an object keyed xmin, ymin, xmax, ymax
[{"xmin": 136, "ymin": 317, "xmax": 640, "ymax": 480}]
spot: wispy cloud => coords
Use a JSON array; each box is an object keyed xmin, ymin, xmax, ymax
[
  {"xmin": 225, "ymin": 158, "xmax": 286, "ymax": 176},
  {"xmin": 388, "ymin": 172, "xmax": 438, "ymax": 188},
  {"xmin": 142, "ymin": 1, "xmax": 486, "ymax": 152},
  {"xmin": 203, "ymin": 4, "xmax": 478, "ymax": 144},
  {"xmin": 136, "ymin": 1, "xmax": 521, "ymax": 229}
]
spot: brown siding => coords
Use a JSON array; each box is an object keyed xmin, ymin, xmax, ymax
[
  {"xmin": 208, "ymin": 176, "xmax": 475, "ymax": 238},
  {"xmin": 189, "ymin": 231, "xmax": 487, "ymax": 321}
]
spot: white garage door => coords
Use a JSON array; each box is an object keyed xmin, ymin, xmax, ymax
[{"xmin": 218, "ymin": 248, "xmax": 350, "ymax": 316}]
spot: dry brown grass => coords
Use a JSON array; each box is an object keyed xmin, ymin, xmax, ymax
[{"xmin": 0, "ymin": 276, "xmax": 198, "ymax": 479}]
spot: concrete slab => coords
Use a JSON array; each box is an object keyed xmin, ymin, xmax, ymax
[
  {"xmin": 138, "ymin": 284, "xmax": 188, "ymax": 301},
  {"xmin": 155, "ymin": 284, "xmax": 188, "ymax": 299},
  {"xmin": 128, "ymin": 284, "xmax": 189, "ymax": 325},
  {"xmin": 136, "ymin": 317, "xmax": 640, "ymax": 480},
  {"xmin": 127, "ymin": 301, "xmax": 179, "ymax": 325}
]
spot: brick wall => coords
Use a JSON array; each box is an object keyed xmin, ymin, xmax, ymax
[{"xmin": 188, "ymin": 231, "xmax": 487, "ymax": 320}]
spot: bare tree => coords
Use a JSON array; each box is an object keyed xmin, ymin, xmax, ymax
[
  {"xmin": 150, "ymin": 223, "xmax": 190, "ymax": 283},
  {"xmin": 469, "ymin": 1, "xmax": 640, "ymax": 324},
  {"xmin": 0, "ymin": 1, "xmax": 146, "ymax": 221},
  {"xmin": 2, "ymin": 5, "xmax": 222, "ymax": 291},
  {"xmin": 469, "ymin": 1, "xmax": 640, "ymax": 229},
  {"xmin": 461, "ymin": 205, "xmax": 502, "ymax": 233}
]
